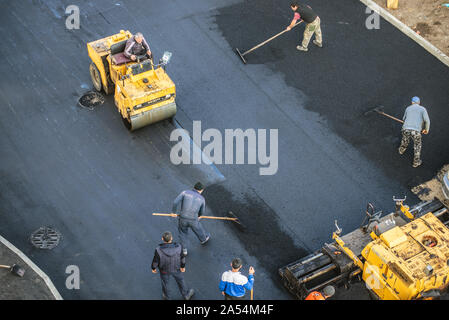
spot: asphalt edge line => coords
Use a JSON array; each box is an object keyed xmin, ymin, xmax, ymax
[
  {"xmin": 360, "ymin": 0, "xmax": 449, "ymax": 68},
  {"xmin": 0, "ymin": 234, "xmax": 63, "ymax": 300}
]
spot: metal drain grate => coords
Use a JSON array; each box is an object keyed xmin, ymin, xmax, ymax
[
  {"xmin": 30, "ymin": 227, "xmax": 62, "ymax": 249},
  {"xmin": 78, "ymin": 91, "xmax": 105, "ymax": 110}
]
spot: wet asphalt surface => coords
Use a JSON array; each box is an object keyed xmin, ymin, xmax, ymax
[{"xmin": 0, "ymin": 0, "xmax": 448, "ymax": 300}]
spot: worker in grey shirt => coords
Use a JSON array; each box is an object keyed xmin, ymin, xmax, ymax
[
  {"xmin": 398, "ymin": 96, "xmax": 430, "ymax": 168},
  {"xmin": 171, "ymin": 182, "xmax": 210, "ymax": 256}
]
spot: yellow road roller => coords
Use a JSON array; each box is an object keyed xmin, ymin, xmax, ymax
[
  {"xmin": 280, "ymin": 198, "xmax": 449, "ymax": 300},
  {"xmin": 87, "ymin": 30, "xmax": 176, "ymax": 130}
]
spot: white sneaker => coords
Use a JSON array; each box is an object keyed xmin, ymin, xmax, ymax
[
  {"xmin": 201, "ymin": 235, "xmax": 210, "ymax": 245},
  {"xmin": 313, "ymin": 40, "xmax": 322, "ymax": 48}
]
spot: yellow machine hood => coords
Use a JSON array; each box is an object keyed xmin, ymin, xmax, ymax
[{"xmin": 362, "ymin": 212, "xmax": 449, "ymax": 299}]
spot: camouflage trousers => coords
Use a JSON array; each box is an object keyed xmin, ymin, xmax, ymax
[
  {"xmin": 302, "ymin": 17, "xmax": 322, "ymax": 48},
  {"xmin": 399, "ymin": 129, "xmax": 422, "ymax": 164}
]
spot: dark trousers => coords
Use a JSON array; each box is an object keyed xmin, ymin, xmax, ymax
[
  {"xmin": 160, "ymin": 271, "xmax": 188, "ymax": 299},
  {"xmin": 224, "ymin": 293, "xmax": 245, "ymax": 300},
  {"xmin": 132, "ymin": 47, "xmax": 152, "ymax": 61},
  {"xmin": 178, "ymin": 218, "xmax": 209, "ymax": 250}
]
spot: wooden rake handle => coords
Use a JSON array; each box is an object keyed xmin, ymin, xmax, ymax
[
  {"xmin": 242, "ymin": 21, "xmax": 303, "ymax": 56},
  {"xmin": 153, "ymin": 213, "xmax": 178, "ymax": 217},
  {"xmin": 379, "ymin": 111, "xmax": 404, "ymax": 124},
  {"xmin": 200, "ymin": 216, "xmax": 238, "ymax": 221},
  {"xmin": 152, "ymin": 213, "xmax": 237, "ymax": 221}
]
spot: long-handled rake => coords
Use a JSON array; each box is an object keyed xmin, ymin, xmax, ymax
[
  {"xmin": 152, "ymin": 211, "xmax": 246, "ymax": 230},
  {"xmin": 235, "ymin": 21, "xmax": 303, "ymax": 64},
  {"xmin": 364, "ymin": 105, "xmax": 404, "ymax": 124}
]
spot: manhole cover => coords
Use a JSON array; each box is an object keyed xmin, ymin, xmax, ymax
[
  {"xmin": 30, "ymin": 227, "xmax": 62, "ymax": 249},
  {"xmin": 78, "ymin": 91, "xmax": 105, "ymax": 110}
]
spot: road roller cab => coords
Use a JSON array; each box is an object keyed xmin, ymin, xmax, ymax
[{"xmin": 87, "ymin": 30, "xmax": 176, "ymax": 130}]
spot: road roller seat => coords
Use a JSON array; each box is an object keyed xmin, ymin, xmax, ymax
[{"xmin": 110, "ymin": 39, "xmax": 132, "ymax": 65}]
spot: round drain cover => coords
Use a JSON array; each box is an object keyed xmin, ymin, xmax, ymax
[
  {"xmin": 78, "ymin": 91, "xmax": 105, "ymax": 110},
  {"xmin": 30, "ymin": 227, "xmax": 62, "ymax": 249}
]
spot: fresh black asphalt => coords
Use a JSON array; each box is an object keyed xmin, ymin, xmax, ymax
[{"xmin": 0, "ymin": 0, "xmax": 447, "ymax": 299}]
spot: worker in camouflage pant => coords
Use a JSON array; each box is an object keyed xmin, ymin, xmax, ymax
[
  {"xmin": 399, "ymin": 130, "xmax": 422, "ymax": 166},
  {"xmin": 301, "ymin": 17, "xmax": 322, "ymax": 50},
  {"xmin": 398, "ymin": 97, "xmax": 430, "ymax": 168},
  {"xmin": 287, "ymin": 2, "xmax": 323, "ymax": 52}
]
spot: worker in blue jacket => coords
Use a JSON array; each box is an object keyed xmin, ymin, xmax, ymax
[
  {"xmin": 219, "ymin": 258, "xmax": 255, "ymax": 300},
  {"xmin": 172, "ymin": 182, "xmax": 211, "ymax": 256}
]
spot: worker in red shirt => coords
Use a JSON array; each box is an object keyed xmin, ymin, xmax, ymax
[{"xmin": 305, "ymin": 285, "xmax": 335, "ymax": 300}]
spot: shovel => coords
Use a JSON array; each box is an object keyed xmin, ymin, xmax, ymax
[{"xmin": 0, "ymin": 264, "xmax": 26, "ymax": 277}]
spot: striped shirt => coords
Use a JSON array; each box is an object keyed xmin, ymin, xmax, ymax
[{"xmin": 124, "ymin": 35, "xmax": 151, "ymax": 58}]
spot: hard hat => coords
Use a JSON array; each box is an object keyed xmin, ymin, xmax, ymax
[
  {"xmin": 412, "ymin": 96, "xmax": 420, "ymax": 103},
  {"xmin": 323, "ymin": 285, "xmax": 335, "ymax": 297}
]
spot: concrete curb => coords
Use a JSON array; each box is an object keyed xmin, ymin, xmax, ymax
[
  {"xmin": 0, "ymin": 234, "xmax": 63, "ymax": 300},
  {"xmin": 360, "ymin": 0, "xmax": 449, "ymax": 68}
]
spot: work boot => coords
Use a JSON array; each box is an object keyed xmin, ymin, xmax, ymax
[
  {"xmin": 184, "ymin": 289, "xmax": 195, "ymax": 300},
  {"xmin": 313, "ymin": 40, "xmax": 322, "ymax": 48},
  {"xmin": 296, "ymin": 45, "xmax": 308, "ymax": 52},
  {"xmin": 412, "ymin": 160, "xmax": 422, "ymax": 168},
  {"xmin": 201, "ymin": 235, "xmax": 210, "ymax": 245},
  {"xmin": 398, "ymin": 147, "xmax": 406, "ymax": 155}
]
